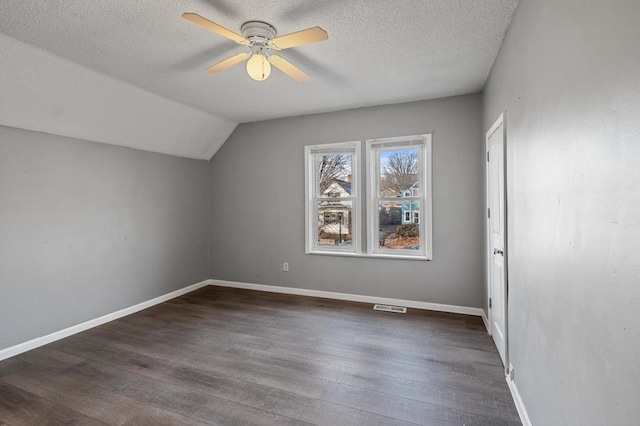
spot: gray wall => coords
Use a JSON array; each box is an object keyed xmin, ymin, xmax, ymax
[
  {"xmin": 209, "ymin": 94, "xmax": 485, "ymax": 307},
  {"xmin": 483, "ymin": 0, "xmax": 640, "ymax": 424},
  {"xmin": 0, "ymin": 126, "xmax": 210, "ymax": 351}
]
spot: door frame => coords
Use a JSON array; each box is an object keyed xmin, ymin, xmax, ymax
[{"xmin": 485, "ymin": 112, "xmax": 509, "ymax": 373}]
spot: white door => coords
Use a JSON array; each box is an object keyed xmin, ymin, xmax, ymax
[{"xmin": 487, "ymin": 114, "xmax": 507, "ymax": 364}]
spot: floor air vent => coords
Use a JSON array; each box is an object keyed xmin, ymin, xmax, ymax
[{"xmin": 373, "ymin": 304, "xmax": 407, "ymax": 314}]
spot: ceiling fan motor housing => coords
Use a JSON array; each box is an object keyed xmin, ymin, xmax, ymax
[
  {"xmin": 241, "ymin": 21, "xmax": 276, "ymax": 42},
  {"xmin": 241, "ymin": 21, "xmax": 276, "ymax": 57}
]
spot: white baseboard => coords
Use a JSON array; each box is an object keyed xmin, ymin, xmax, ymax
[
  {"xmin": 1, "ymin": 278, "xmax": 486, "ymax": 362},
  {"xmin": 208, "ymin": 279, "xmax": 485, "ymax": 317},
  {"xmin": 481, "ymin": 310, "xmax": 490, "ymax": 333},
  {"xmin": 507, "ymin": 374, "xmax": 532, "ymax": 426},
  {"xmin": 0, "ymin": 280, "xmax": 210, "ymax": 362}
]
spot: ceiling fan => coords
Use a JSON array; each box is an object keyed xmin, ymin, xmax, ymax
[{"xmin": 182, "ymin": 13, "xmax": 328, "ymax": 83}]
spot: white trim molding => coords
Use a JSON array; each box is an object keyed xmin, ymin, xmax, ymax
[
  {"xmin": 208, "ymin": 279, "xmax": 485, "ymax": 317},
  {"xmin": 507, "ymin": 375, "xmax": 533, "ymax": 426},
  {"xmin": 481, "ymin": 310, "xmax": 490, "ymax": 333},
  {"xmin": 0, "ymin": 280, "xmax": 210, "ymax": 362},
  {"xmin": 1, "ymin": 278, "xmax": 488, "ymax": 363}
]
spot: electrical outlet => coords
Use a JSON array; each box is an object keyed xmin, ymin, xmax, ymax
[{"xmin": 282, "ymin": 262, "xmax": 289, "ymax": 272}]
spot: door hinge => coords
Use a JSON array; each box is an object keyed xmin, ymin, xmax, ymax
[
  {"xmin": 487, "ymin": 151, "xmax": 490, "ymax": 162},
  {"xmin": 489, "ymin": 298, "xmax": 492, "ymax": 309},
  {"xmin": 487, "ymin": 208, "xmax": 491, "ymax": 218}
]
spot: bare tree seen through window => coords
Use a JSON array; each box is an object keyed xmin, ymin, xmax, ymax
[
  {"xmin": 381, "ymin": 151, "xmax": 418, "ymax": 193},
  {"xmin": 318, "ymin": 154, "xmax": 350, "ymax": 193}
]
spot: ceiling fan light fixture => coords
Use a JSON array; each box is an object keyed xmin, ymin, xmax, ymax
[
  {"xmin": 246, "ymin": 52, "xmax": 271, "ymax": 81},
  {"xmin": 183, "ymin": 13, "xmax": 327, "ymax": 83}
]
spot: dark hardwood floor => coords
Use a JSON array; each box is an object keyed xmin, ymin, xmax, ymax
[{"xmin": 0, "ymin": 286, "xmax": 521, "ymax": 425}]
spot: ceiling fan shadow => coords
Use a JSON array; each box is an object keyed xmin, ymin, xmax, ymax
[
  {"xmin": 283, "ymin": 50, "xmax": 348, "ymax": 85},
  {"xmin": 279, "ymin": 0, "xmax": 341, "ymax": 21},
  {"xmin": 172, "ymin": 44, "xmax": 237, "ymax": 72},
  {"xmin": 201, "ymin": 0, "xmax": 240, "ymax": 19}
]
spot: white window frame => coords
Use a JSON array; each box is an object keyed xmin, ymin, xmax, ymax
[
  {"xmin": 366, "ymin": 134, "xmax": 433, "ymax": 260},
  {"xmin": 304, "ymin": 134, "xmax": 432, "ymax": 260},
  {"xmin": 305, "ymin": 141, "xmax": 360, "ymax": 255}
]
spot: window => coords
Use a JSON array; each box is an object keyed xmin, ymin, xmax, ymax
[
  {"xmin": 305, "ymin": 134, "xmax": 432, "ymax": 260},
  {"xmin": 305, "ymin": 141, "xmax": 359, "ymax": 254},
  {"xmin": 367, "ymin": 134, "xmax": 432, "ymax": 259}
]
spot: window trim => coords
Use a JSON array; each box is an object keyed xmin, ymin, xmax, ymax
[
  {"xmin": 305, "ymin": 141, "xmax": 361, "ymax": 255},
  {"xmin": 366, "ymin": 134, "xmax": 433, "ymax": 260}
]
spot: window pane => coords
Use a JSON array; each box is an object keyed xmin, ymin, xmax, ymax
[
  {"xmin": 317, "ymin": 200, "xmax": 353, "ymax": 247},
  {"xmin": 315, "ymin": 154, "xmax": 352, "ymax": 197},
  {"xmin": 378, "ymin": 200, "xmax": 420, "ymax": 250},
  {"xmin": 379, "ymin": 148, "xmax": 419, "ymax": 197}
]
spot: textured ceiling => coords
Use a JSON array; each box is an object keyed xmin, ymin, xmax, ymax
[{"xmin": 0, "ymin": 0, "xmax": 518, "ymax": 124}]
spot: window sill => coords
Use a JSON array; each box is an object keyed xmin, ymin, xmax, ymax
[{"xmin": 307, "ymin": 250, "xmax": 431, "ymax": 261}]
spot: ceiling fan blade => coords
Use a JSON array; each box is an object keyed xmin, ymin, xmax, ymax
[
  {"xmin": 206, "ymin": 52, "xmax": 249, "ymax": 73},
  {"xmin": 268, "ymin": 55, "xmax": 310, "ymax": 83},
  {"xmin": 270, "ymin": 26, "xmax": 328, "ymax": 50},
  {"xmin": 182, "ymin": 13, "xmax": 247, "ymax": 45}
]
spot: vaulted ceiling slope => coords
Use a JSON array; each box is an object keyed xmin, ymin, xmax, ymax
[
  {"xmin": 0, "ymin": 34, "xmax": 236, "ymax": 160},
  {"xmin": 0, "ymin": 0, "xmax": 518, "ymax": 160}
]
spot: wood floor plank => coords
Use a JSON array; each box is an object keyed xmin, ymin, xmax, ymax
[
  {"xmin": 64, "ymin": 319, "xmax": 517, "ymax": 424},
  {"xmin": 14, "ymin": 346, "xmax": 85, "ymax": 371},
  {"xmin": 0, "ymin": 382, "xmax": 106, "ymax": 426},
  {"xmin": 0, "ymin": 359, "xmax": 30, "ymax": 379},
  {"xmin": 135, "ymin": 288, "xmax": 501, "ymax": 366},
  {"xmin": 71, "ymin": 292, "xmax": 512, "ymax": 414},
  {"xmin": 63, "ymin": 360, "xmax": 317, "ymax": 426},
  {"xmin": 222, "ymin": 345, "xmax": 520, "ymax": 421},
  {"xmin": 121, "ymin": 405, "xmax": 211, "ymax": 426},
  {"xmin": 102, "ymin": 306, "xmax": 508, "ymax": 386},
  {"xmin": 1, "ymin": 364, "xmax": 152, "ymax": 425},
  {"xmin": 106, "ymin": 298, "xmax": 503, "ymax": 383},
  {"xmin": 57, "ymin": 342, "xmax": 411, "ymax": 426},
  {"xmin": 319, "ymin": 379, "xmax": 520, "ymax": 425},
  {"xmin": 88, "ymin": 299, "xmax": 512, "ymax": 398},
  {"xmin": 0, "ymin": 286, "xmax": 520, "ymax": 425}
]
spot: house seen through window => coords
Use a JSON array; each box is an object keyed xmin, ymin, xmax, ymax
[{"xmin": 306, "ymin": 144, "xmax": 357, "ymax": 251}]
